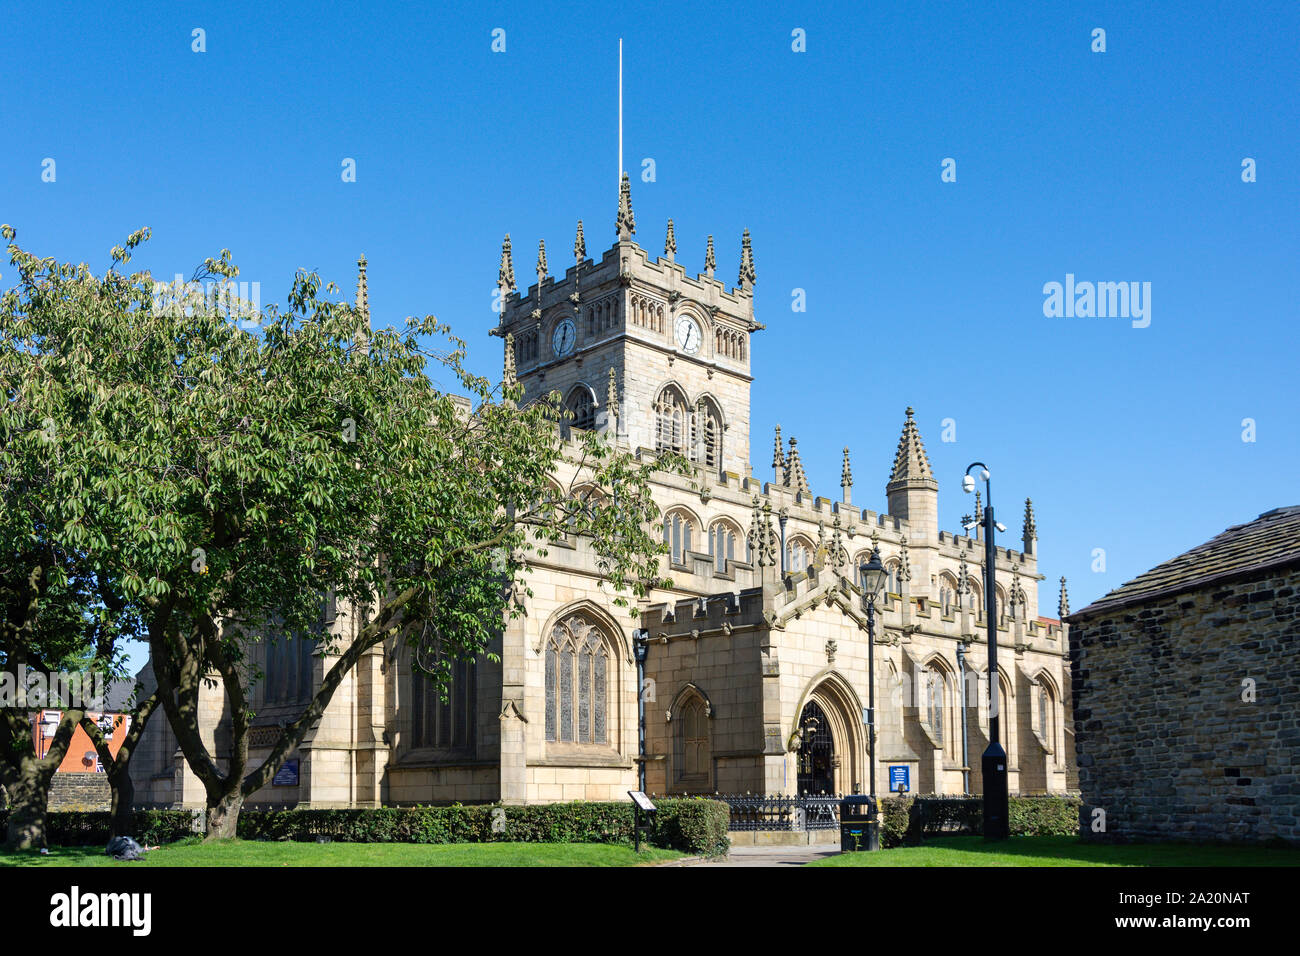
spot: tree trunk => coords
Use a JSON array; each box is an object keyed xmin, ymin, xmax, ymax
[
  {"xmin": 108, "ymin": 768, "xmax": 135, "ymax": 840},
  {"xmin": 205, "ymin": 787, "xmax": 244, "ymax": 841},
  {"xmin": 3, "ymin": 764, "xmax": 54, "ymax": 851},
  {"xmin": 1, "ymin": 708, "xmax": 82, "ymax": 851}
]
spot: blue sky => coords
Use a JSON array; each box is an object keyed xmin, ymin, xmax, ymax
[{"xmin": 3, "ymin": 0, "xmax": 1297, "ymax": 672}]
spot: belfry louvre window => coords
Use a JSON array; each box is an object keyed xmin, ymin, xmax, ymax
[
  {"xmin": 545, "ymin": 616, "xmax": 610, "ymax": 745},
  {"xmin": 654, "ymin": 387, "xmax": 689, "ymax": 455},
  {"xmin": 564, "ymin": 386, "xmax": 596, "ymax": 431},
  {"xmin": 411, "ymin": 656, "xmax": 477, "ymax": 751}
]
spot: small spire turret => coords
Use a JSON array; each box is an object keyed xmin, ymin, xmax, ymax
[
  {"xmin": 616, "ymin": 172, "xmax": 636, "ymax": 239},
  {"xmin": 574, "ymin": 220, "xmax": 586, "ymax": 264},
  {"xmin": 704, "ymin": 235, "xmax": 716, "ymax": 278},
  {"xmin": 498, "ymin": 234, "xmax": 516, "ymax": 294},
  {"xmin": 738, "ymin": 228, "xmax": 756, "ymax": 290},
  {"xmin": 664, "ymin": 219, "xmax": 676, "ymax": 259}
]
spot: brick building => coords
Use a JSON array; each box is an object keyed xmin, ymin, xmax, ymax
[{"xmin": 1069, "ymin": 506, "xmax": 1300, "ymax": 844}]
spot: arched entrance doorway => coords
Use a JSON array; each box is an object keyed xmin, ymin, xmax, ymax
[{"xmin": 796, "ymin": 701, "xmax": 836, "ymax": 795}]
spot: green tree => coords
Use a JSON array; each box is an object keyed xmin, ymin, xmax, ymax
[{"xmin": 2, "ymin": 227, "xmax": 676, "ymax": 840}]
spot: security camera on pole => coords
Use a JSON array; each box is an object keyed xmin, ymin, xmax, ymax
[{"xmin": 961, "ymin": 463, "xmax": 1010, "ymax": 840}]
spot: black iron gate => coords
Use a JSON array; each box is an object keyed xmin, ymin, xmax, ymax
[{"xmin": 797, "ymin": 701, "xmax": 835, "ymax": 795}]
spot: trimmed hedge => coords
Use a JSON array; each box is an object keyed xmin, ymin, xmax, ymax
[
  {"xmin": 0, "ymin": 809, "xmax": 200, "ymax": 847},
  {"xmin": 878, "ymin": 795, "xmax": 1081, "ymax": 847},
  {"xmin": 239, "ymin": 799, "xmax": 731, "ymax": 856}
]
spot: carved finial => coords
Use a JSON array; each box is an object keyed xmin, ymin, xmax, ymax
[
  {"xmin": 831, "ymin": 515, "xmax": 847, "ymax": 570},
  {"xmin": 617, "ymin": 172, "xmax": 636, "ymax": 239},
  {"xmin": 355, "ymin": 254, "xmax": 370, "ymax": 350},
  {"xmin": 498, "ymin": 234, "xmax": 516, "ymax": 293},
  {"xmin": 958, "ymin": 550, "xmax": 970, "ymax": 597},
  {"xmin": 773, "ymin": 424, "xmax": 786, "ymax": 483},
  {"xmin": 841, "ymin": 448, "xmax": 853, "ymax": 502},
  {"xmin": 704, "ymin": 235, "xmax": 716, "ymax": 278},
  {"xmin": 355, "ymin": 253, "xmax": 369, "ymax": 322},
  {"xmin": 1023, "ymin": 497, "xmax": 1038, "ymax": 547},
  {"xmin": 606, "ymin": 367, "xmax": 618, "ymax": 430},
  {"xmin": 1059, "ymin": 576, "xmax": 1070, "ymax": 618},
  {"xmin": 787, "ymin": 437, "xmax": 810, "ymax": 495},
  {"xmin": 574, "ymin": 220, "xmax": 586, "ymax": 264},
  {"xmin": 973, "ymin": 489, "xmax": 983, "ymax": 537},
  {"xmin": 759, "ymin": 500, "xmax": 778, "ymax": 567},
  {"xmin": 536, "ymin": 239, "xmax": 548, "ymax": 284},
  {"xmin": 899, "ymin": 535, "xmax": 911, "ymax": 582},
  {"xmin": 503, "ymin": 332, "xmax": 518, "ymax": 398},
  {"xmin": 815, "ymin": 520, "xmax": 828, "ymax": 566},
  {"xmin": 738, "ymin": 228, "xmax": 756, "ymax": 290},
  {"xmin": 748, "ymin": 496, "xmax": 763, "ymax": 562},
  {"xmin": 664, "ymin": 219, "xmax": 676, "ymax": 259}
]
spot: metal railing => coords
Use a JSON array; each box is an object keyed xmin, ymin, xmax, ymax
[{"xmin": 681, "ymin": 793, "xmax": 844, "ymax": 832}]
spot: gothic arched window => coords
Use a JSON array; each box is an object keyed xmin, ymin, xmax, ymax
[
  {"xmin": 663, "ymin": 510, "xmax": 696, "ymax": 565},
  {"xmin": 787, "ymin": 536, "xmax": 814, "ymax": 573},
  {"xmin": 411, "ymin": 655, "xmax": 477, "ymax": 752},
  {"xmin": 924, "ymin": 665, "xmax": 946, "ymax": 748},
  {"xmin": 544, "ymin": 615, "xmax": 611, "ymax": 746},
  {"xmin": 709, "ymin": 519, "xmax": 743, "ymax": 572},
  {"xmin": 696, "ymin": 399, "xmax": 723, "ymax": 472},
  {"xmin": 564, "ymin": 385, "xmax": 597, "ymax": 431},
  {"xmin": 654, "ymin": 386, "xmax": 689, "ymax": 456}
]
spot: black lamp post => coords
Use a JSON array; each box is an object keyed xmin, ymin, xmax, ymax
[
  {"xmin": 962, "ymin": 462, "xmax": 1009, "ymax": 840},
  {"xmin": 858, "ymin": 549, "xmax": 888, "ymax": 802},
  {"xmin": 632, "ymin": 628, "xmax": 649, "ymax": 794}
]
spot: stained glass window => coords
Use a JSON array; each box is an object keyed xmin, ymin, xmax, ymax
[{"xmin": 545, "ymin": 616, "xmax": 611, "ymax": 746}]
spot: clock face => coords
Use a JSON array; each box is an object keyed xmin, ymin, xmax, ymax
[
  {"xmin": 551, "ymin": 318, "xmax": 576, "ymax": 357},
  {"xmin": 675, "ymin": 316, "xmax": 702, "ymax": 354}
]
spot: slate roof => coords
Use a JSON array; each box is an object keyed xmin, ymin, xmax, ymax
[{"xmin": 1070, "ymin": 506, "xmax": 1300, "ymax": 619}]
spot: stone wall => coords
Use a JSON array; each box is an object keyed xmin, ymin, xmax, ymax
[
  {"xmin": 48, "ymin": 772, "xmax": 112, "ymax": 811},
  {"xmin": 1070, "ymin": 564, "xmax": 1300, "ymax": 844}
]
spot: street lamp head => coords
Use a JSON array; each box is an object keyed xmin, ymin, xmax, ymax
[
  {"xmin": 632, "ymin": 628, "xmax": 649, "ymax": 663},
  {"xmin": 961, "ymin": 474, "xmax": 975, "ymax": 494},
  {"xmin": 995, "ymin": 521, "xmax": 1007, "ymax": 533},
  {"xmin": 980, "ymin": 468, "xmax": 990, "ymax": 481},
  {"xmin": 859, "ymin": 549, "xmax": 888, "ymax": 600}
]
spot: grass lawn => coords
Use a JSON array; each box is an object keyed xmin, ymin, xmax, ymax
[
  {"xmin": 0, "ymin": 839, "xmax": 686, "ymax": 868},
  {"xmin": 807, "ymin": 835, "xmax": 1300, "ymax": 867}
]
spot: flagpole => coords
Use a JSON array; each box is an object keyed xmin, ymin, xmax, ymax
[{"xmin": 618, "ymin": 38, "xmax": 623, "ymax": 182}]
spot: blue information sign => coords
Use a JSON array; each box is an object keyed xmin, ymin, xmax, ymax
[
  {"xmin": 273, "ymin": 759, "xmax": 299, "ymax": 786},
  {"xmin": 888, "ymin": 765, "xmax": 910, "ymax": 794}
]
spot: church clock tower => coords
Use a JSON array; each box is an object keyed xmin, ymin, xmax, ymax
[{"xmin": 492, "ymin": 174, "xmax": 762, "ymax": 478}]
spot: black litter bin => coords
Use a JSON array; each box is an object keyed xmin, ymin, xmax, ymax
[{"xmin": 839, "ymin": 795, "xmax": 880, "ymax": 852}]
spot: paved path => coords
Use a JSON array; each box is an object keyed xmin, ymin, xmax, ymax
[{"xmin": 658, "ymin": 845, "xmax": 840, "ymax": 867}]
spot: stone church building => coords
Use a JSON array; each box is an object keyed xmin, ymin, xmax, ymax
[{"xmin": 131, "ymin": 179, "xmax": 1075, "ymax": 808}]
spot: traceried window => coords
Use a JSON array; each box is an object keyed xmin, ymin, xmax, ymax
[
  {"xmin": 564, "ymin": 385, "xmax": 597, "ymax": 431},
  {"xmin": 1037, "ymin": 681, "xmax": 1054, "ymax": 747},
  {"xmin": 886, "ymin": 561, "xmax": 901, "ymax": 594},
  {"xmin": 708, "ymin": 520, "xmax": 744, "ymax": 572},
  {"xmin": 545, "ymin": 615, "xmax": 611, "ymax": 746},
  {"xmin": 654, "ymin": 386, "xmax": 689, "ymax": 455},
  {"xmin": 663, "ymin": 510, "xmax": 696, "ymax": 565},
  {"xmin": 263, "ymin": 591, "xmax": 331, "ymax": 707},
  {"xmin": 787, "ymin": 536, "xmax": 814, "ymax": 573},
  {"xmin": 695, "ymin": 399, "xmax": 723, "ymax": 471},
  {"xmin": 939, "ymin": 575, "xmax": 958, "ymax": 614},
  {"xmin": 924, "ymin": 667, "xmax": 946, "ymax": 746},
  {"xmin": 411, "ymin": 656, "xmax": 477, "ymax": 752}
]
